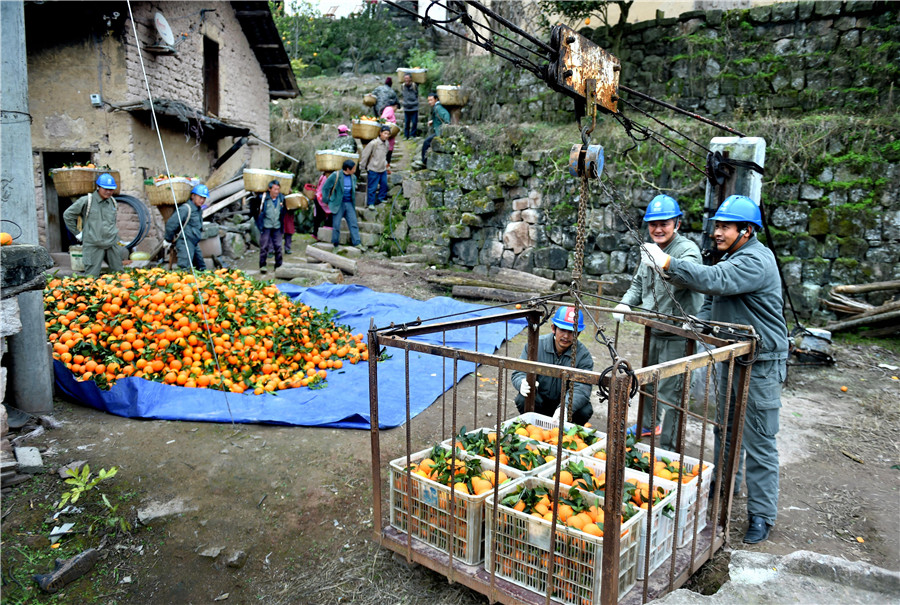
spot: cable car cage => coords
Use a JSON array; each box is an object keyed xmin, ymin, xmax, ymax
[{"xmin": 367, "ymin": 297, "xmax": 755, "ymax": 605}]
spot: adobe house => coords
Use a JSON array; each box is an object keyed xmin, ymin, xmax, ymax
[{"xmin": 25, "ymin": 1, "xmax": 298, "ymax": 256}]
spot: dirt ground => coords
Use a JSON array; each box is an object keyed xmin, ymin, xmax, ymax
[{"xmin": 3, "ymin": 242, "xmax": 899, "ymax": 604}]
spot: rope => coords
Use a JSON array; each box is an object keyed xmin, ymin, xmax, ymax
[{"xmin": 126, "ymin": 0, "xmax": 235, "ymax": 424}]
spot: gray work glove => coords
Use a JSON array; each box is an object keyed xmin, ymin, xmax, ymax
[{"xmin": 612, "ymin": 303, "xmax": 630, "ymax": 324}]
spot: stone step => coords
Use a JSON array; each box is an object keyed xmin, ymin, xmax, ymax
[
  {"xmin": 357, "ymin": 221, "xmax": 381, "ymax": 231},
  {"xmin": 317, "ymin": 228, "xmax": 379, "ymax": 249}
]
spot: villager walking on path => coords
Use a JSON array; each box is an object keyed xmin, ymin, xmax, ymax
[
  {"xmin": 323, "ymin": 159, "xmax": 361, "ymax": 248},
  {"xmin": 359, "ymin": 126, "xmax": 392, "ymax": 208},
  {"xmin": 401, "ymin": 73, "xmax": 419, "ymax": 139},
  {"xmin": 329, "ymin": 124, "xmax": 358, "ymax": 154},
  {"xmin": 251, "ymin": 180, "xmax": 286, "ymax": 274},
  {"xmin": 63, "ymin": 172, "xmax": 122, "ymax": 277},
  {"xmin": 371, "ymin": 77, "xmax": 399, "ymax": 119}
]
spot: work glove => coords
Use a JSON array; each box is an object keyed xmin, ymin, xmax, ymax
[
  {"xmin": 612, "ymin": 303, "xmax": 630, "ymax": 324},
  {"xmin": 640, "ymin": 243, "xmax": 671, "ymax": 271},
  {"xmin": 519, "ymin": 379, "xmax": 538, "ymax": 398},
  {"xmin": 74, "ymin": 232, "xmax": 83, "ymax": 243},
  {"xmin": 551, "ymin": 405, "xmax": 562, "ymax": 421}
]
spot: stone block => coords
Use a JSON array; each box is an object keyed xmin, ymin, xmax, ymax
[
  {"xmin": 512, "ymin": 249, "xmax": 534, "ymax": 272},
  {"xmin": 795, "ymin": 235, "xmax": 818, "ymax": 259},
  {"xmin": 359, "ymin": 232, "xmax": 380, "ymax": 247},
  {"xmin": 0, "ymin": 245, "xmax": 53, "ymax": 293},
  {"xmin": 781, "ymin": 259, "xmax": 802, "ymax": 286},
  {"xmin": 448, "ymin": 224, "xmax": 471, "ymax": 239},
  {"xmin": 460, "ymin": 213, "xmax": 482, "ymax": 227},
  {"xmin": 497, "ymin": 171, "xmax": 520, "ymax": 187},
  {"xmin": 503, "ymin": 222, "xmax": 532, "ymax": 254},
  {"xmin": 451, "ymin": 240, "xmax": 479, "ymax": 266},
  {"xmin": 548, "ymin": 226, "xmax": 576, "ymax": 250},
  {"xmin": 443, "ymin": 189, "xmax": 461, "ymax": 209},
  {"xmin": 609, "ymin": 251, "xmax": 628, "ymax": 273},
  {"xmin": 839, "ymin": 236, "xmax": 869, "ymax": 258},
  {"xmin": 485, "ymin": 185, "xmax": 504, "ymax": 200},
  {"xmin": 802, "ymin": 258, "xmax": 830, "ymax": 285},
  {"xmin": 508, "ymin": 210, "xmax": 522, "ymax": 222},
  {"xmin": 584, "ymin": 252, "xmax": 610, "ymax": 276},
  {"xmin": 402, "ymin": 178, "xmax": 423, "ymax": 201},
  {"xmin": 513, "ymin": 160, "xmax": 533, "ymax": 177},
  {"xmin": 512, "ymin": 197, "xmax": 531, "ymax": 211},
  {"xmin": 480, "ymin": 240, "xmax": 504, "ymax": 266},
  {"xmin": 0, "ymin": 299, "xmax": 22, "ymax": 338},
  {"xmin": 771, "ymin": 1, "xmax": 798, "ymax": 21},
  {"xmin": 14, "ymin": 446, "xmax": 43, "ymax": 474},
  {"xmin": 475, "ymin": 172, "xmax": 496, "ymax": 189},
  {"xmin": 422, "ymin": 244, "xmax": 450, "ymax": 266},
  {"xmin": 521, "ymin": 208, "xmax": 542, "ymax": 225},
  {"xmin": 830, "ymin": 258, "xmax": 859, "ymax": 284},
  {"xmin": 533, "ymin": 246, "xmax": 568, "ymax": 270},
  {"xmin": 799, "ymin": 184, "xmax": 825, "ymax": 201}
]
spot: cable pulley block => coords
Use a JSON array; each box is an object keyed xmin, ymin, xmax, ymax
[{"xmin": 568, "ymin": 143, "xmax": 604, "ymax": 179}]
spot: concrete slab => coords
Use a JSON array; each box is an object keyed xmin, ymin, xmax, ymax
[
  {"xmin": 14, "ymin": 445, "xmax": 43, "ymax": 473},
  {"xmin": 137, "ymin": 498, "xmax": 199, "ymax": 524},
  {"xmin": 654, "ymin": 550, "xmax": 900, "ymax": 604}
]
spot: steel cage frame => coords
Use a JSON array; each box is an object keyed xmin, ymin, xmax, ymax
[{"xmin": 368, "ymin": 305, "xmax": 754, "ymax": 605}]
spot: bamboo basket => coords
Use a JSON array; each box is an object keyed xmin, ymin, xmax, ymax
[
  {"xmin": 146, "ymin": 177, "xmax": 193, "ymax": 206},
  {"xmin": 363, "ymin": 93, "xmax": 376, "ymax": 106},
  {"xmin": 285, "ymin": 193, "xmax": 308, "ymax": 211},
  {"xmin": 397, "ymin": 67, "xmax": 427, "ymax": 84},
  {"xmin": 316, "ymin": 150, "xmax": 359, "ymax": 172},
  {"xmin": 437, "ymin": 85, "xmax": 469, "ymax": 107},
  {"xmin": 387, "ymin": 123, "xmax": 401, "ymax": 138},
  {"xmin": 351, "ymin": 119, "xmax": 381, "ymax": 141},
  {"xmin": 243, "ymin": 169, "xmax": 293, "ymax": 193},
  {"xmin": 51, "ymin": 168, "xmax": 121, "ymax": 197}
]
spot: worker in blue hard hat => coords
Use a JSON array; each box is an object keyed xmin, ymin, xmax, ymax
[
  {"xmin": 164, "ymin": 183, "xmax": 209, "ymax": 270},
  {"xmin": 639, "ymin": 193, "xmax": 788, "ymax": 545},
  {"xmin": 612, "ymin": 194, "xmax": 703, "ymax": 448},
  {"xmin": 63, "ymin": 172, "xmax": 123, "ymax": 276},
  {"xmin": 510, "ymin": 306, "xmax": 594, "ymax": 425}
]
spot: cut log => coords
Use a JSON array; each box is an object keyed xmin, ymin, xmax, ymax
[
  {"xmin": 452, "ymin": 285, "xmax": 537, "ymax": 303},
  {"xmin": 492, "ymin": 268, "xmax": 557, "ymax": 292},
  {"xmin": 425, "ymin": 275, "xmax": 538, "ymax": 293},
  {"xmin": 274, "ymin": 265, "xmax": 343, "ymax": 282},
  {"xmin": 831, "ymin": 280, "xmax": 900, "ymax": 295},
  {"xmin": 825, "ymin": 309, "xmax": 900, "ymax": 332},
  {"xmin": 828, "ymin": 292, "xmax": 874, "ymax": 311},
  {"xmin": 305, "ymin": 246, "xmax": 358, "ymax": 275}
]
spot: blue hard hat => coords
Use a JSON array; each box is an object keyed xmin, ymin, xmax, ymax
[
  {"xmin": 643, "ymin": 194, "xmax": 682, "ymax": 222},
  {"xmin": 712, "ymin": 194, "xmax": 762, "ymax": 228},
  {"xmin": 191, "ymin": 183, "xmax": 209, "ymax": 198},
  {"xmin": 551, "ymin": 306, "xmax": 585, "ymax": 332},
  {"xmin": 96, "ymin": 173, "xmax": 117, "ymax": 189}
]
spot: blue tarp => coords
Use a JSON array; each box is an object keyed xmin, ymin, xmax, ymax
[{"xmin": 54, "ymin": 283, "xmax": 527, "ymax": 429}]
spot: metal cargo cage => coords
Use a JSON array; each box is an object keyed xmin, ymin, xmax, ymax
[{"xmin": 368, "ymin": 295, "xmax": 756, "ymax": 605}]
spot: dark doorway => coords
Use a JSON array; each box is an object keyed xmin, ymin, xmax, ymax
[
  {"xmin": 204, "ymin": 37, "xmax": 220, "ymax": 116},
  {"xmin": 41, "ymin": 151, "xmax": 92, "ymax": 253}
]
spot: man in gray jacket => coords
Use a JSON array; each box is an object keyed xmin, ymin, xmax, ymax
[
  {"xmin": 164, "ymin": 183, "xmax": 209, "ymax": 270},
  {"xmin": 641, "ymin": 194, "xmax": 789, "ymax": 544},
  {"xmin": 63, "ymin": 172, "xmax": 122, "ymax": 276},
  {"xmin": 359, "ymin": 126, "xmax": 391, "ymax": 208},
  {"xmin": 511, "ymin": 306, "xmax": 594, "ymax": 425},
  {"xmin": 613, "ymin": 194, "xmax": 703, "ymax": 449}
]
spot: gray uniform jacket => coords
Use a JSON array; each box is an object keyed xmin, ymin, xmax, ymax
[
  {"xmin": 621, "ymin": 233, "xmax": 704, "ymax": 338},
  {"xmin": 667, "ymin": 236, "xmax": 789, "ymax": 361},
  {"xmin": 511, "ymin": 333, "xmax": 594, "ymax": 415},
  {"xmin": 63, "ymin": 191, "xmax": 119, "ymax": 247},
  {"xmin": 359, "ymin": 138, "xmax": 389, "ymax": 173},
  {"xmin": 164, "ymin": 202, "xmax": 202, "ymax": 247}
]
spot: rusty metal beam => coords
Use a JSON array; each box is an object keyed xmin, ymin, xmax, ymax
[
  {"xmin": 377, "ymin": 308, "xmax": 533, "ymax": 338},
  {"xmin": 631, "ymin": 341, "xmax": 752, "ymax": 382},
  {"xmin": 551, "ymin": 25, "xmax": 620, "ymax": 113}
]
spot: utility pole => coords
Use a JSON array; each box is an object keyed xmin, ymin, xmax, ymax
[{"xmin": 1, "ymin": 1, "xmax": 54, "ymax": 413}]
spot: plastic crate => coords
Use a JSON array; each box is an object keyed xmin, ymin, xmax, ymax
[
  {"xmin": 631, "ymin": 443, "xmax": 714, "ymax": 548},
  {"xmin": 485, "ymin": 477, "xmax": 644, "ymax": 605},
  {"xmin": 441, "ymin": 427, "xmax": 562, "ymax": 477},
  {"xmin": 389, "ymin": 447, "xmax": 522, "ymax": 565},
  {"xmin": 501, "ymin": 412, "xmax": 607, "ymax": 457},
  {"xmin": 537, "ymin": 455, "xmax": 678, "ymax": 580}
]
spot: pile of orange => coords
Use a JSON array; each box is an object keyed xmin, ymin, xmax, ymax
[
  {"xmin": 405, "ymin": 446, "xmax": 511, "ymax": 496},
  {"xmin": 508, "ymin": 421, "xmax": 600, "ymax": 453},
  {"xmin": 44, "ymin": 268, "xmax": 367, "ymax": 394}
]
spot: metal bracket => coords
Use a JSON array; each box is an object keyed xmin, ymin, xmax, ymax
[{"xmin": 549, "ymin": 25, "xmax": 620, "ymax": 114}]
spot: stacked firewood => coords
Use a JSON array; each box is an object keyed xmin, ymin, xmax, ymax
[{"xmin": 821, "ymin": 280, "xmax": 900, "ymax": 337}]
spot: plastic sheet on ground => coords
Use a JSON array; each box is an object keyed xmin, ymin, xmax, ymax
[{"xmin": 54, "ymin": 283, "xmax": 527, "ymax": 429}]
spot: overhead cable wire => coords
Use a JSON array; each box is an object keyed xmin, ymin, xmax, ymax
[{"xmin": 126, "ymin": 0, "xmax": 236, "ymax": 423}]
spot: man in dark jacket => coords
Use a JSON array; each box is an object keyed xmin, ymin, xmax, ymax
[
  {"xmin": 252, "ymin": 180, "xmax": 285, "ymax": 274},
  {"xmin": 400, "ymin": 73, "xmax": 419, "ymax": 139},
  {"xmin": 422, "ymin": 93, "xmax": 450, "ymax": 167},
  {"xmin": 164, "ymin": 183, "xmax": 209, "ymax": 270},
  {"xmin": 641, "ymin": 194, "xmax": 789, "ymax": 545},
  {"xmin": 371, "ymin": 77, "xmax": 399, "ymax": 118},
  {"xmin": 510, "ymin": 306, "xmax": 594, "ymax": 425}
]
